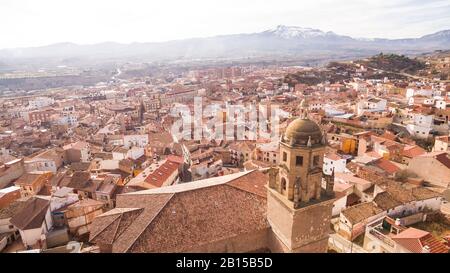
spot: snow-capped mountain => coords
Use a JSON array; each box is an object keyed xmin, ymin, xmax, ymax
[
  {"xmin": 0, "ymin": 25, "xmax": 449, "ymax": 68},
  {"xmin": 420, "ymin": 30, "xmax": 450, "ymax": 41},
  {"xmin": 265, "ymin": 25, "xmax": 338, "ymax": 39}
]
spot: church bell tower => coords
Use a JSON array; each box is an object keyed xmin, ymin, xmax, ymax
[{"xmin": 267, "ymin": 99, "xmax": 335, "ymax": 253}]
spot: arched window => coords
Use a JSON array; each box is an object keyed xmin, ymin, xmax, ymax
[{"xmin": 281, "ymin": 178, "xmax": 287, "ymax": 192}]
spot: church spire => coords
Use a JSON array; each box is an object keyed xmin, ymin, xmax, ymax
[{"xmin": 299, "ymin": 98, "xmax": 309, "ymax": 119}]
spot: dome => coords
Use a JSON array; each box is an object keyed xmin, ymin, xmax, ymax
[{"xmin": 283, "ymin": 117, "xmax": 323, "ymax": 147}]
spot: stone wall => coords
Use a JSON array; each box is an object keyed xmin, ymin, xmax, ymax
[
  {"xmin": 267, "ymin": 188, "xmax": 334, "ymax": 253},
  {"xmin": 291, "ymin": 200, "xmax": 334, "ymax": 251},
  {"xmin": 186, "ymin": 228, "xmax": 270, "ymax": 253}
]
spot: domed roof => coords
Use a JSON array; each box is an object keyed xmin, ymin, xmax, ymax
[{"xmin": 283, "ymin": 117, "xmax": 323, "ymax": 147}]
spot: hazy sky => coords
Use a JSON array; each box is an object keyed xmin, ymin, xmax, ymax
[{"xmin": 1, "ymin": 0, "xmax": 449, "ymax": 49}]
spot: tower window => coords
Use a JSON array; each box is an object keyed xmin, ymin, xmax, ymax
[
  {"xmin": 296, "ymin": 156, "xmax": 303, "ymax": 166},
  {"xmin": 283, "ymin": 152, "xmax": 287, "ymax": 161},
  {"xmin": 281, "ymin": 178, "xmax": 286, "ymax": 191},
  {"xmin": 313, "ymin": 155, "xmax": 320, "ymax": 167}
]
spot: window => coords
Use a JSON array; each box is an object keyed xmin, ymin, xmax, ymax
[
  {"xmin": 296, "ymin": 156, "xmax": 303, "ymax": 166},
  {"xmin": 281, "ymin": 178, "xmax": 287, "ymax": 191},
  {"xmin": 283, "ymin": 152, "xmax": 287, "ymax": 161},
  {"xmin": 313, "ymin": 155, "xmax": 320, "ymax": 167}
]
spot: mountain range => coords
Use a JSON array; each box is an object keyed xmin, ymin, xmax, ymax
[{"xmin": 1, "ymin": 25, "xmax": 449, "ymax": 69}]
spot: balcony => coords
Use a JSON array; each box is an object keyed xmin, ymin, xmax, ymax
[{"xmin": 368, "ymin": 228, "xmax": 395, "ymax": 248}]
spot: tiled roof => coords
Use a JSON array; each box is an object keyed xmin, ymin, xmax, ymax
[
  {"xmin": 335, "ymin": 173, "xmax": 372, "ymax": 186},
  {"xmin": 411, "ymin": 187, "xmax": 441, "ymax": 201},
  {"xmin": 402, "ymin": 145, "xmax": 426, "ymax": 158},
  {"xmin": 226, "ymin": 170, "xmax": 268, "ymax": 198},
  {"xmin": 0, "ymin": 199, "xmax": 28, "ymax": 219},
  {"xmin": 96, "ymin": 177, "xmax": 118, "ymax": 195},
  {"xmin": 373, "ymin": 192, "xmax": 402, "ymax": 210},
  {"xmin": 243, "ymin": 160, "xmax": 271, "ymax": 170},
  {"xmin": 391, "ymin": 228, "xmax": 448, "ymax": 253},
  {"xmin": 89, "ymin": 208, "xmax": 144, "ymax": 245},
  {"xmin": 166, "ymin": 155, "xmax": 184, "ymax": 165},
  {"xmin": 326, "ymin": 152, "xmax": 343, "ymax": 161},
  {"xmin": 374, "ymin": 182, "xmax": 440, "ymax": 210},
  {"xmin": 373, "ymin": 158, "xmax": 400, "ymax": 175},
  {"xmin": 63, "ymin": 141, "xmax": 89, "ymax": 150},
  {"xmin": 68, "ymin": 198, "xmax": 104, "ymax": 209},
  {"xmin": 384, "ymin": 182, "xmax": 415, "ymax": 204},
  {"xmin": 89, "ymin": 170, "xmax": 268, "ymax": 252},
  {"xmin": 346, "ymin": 193, "xmax": 361, "ymax": 207},
  {"xmin": 49, "ymin": 170, "xmax": 68, "ymax": 187},
  {"xmin": 436, "ymin": 153, "xmax": 450, "ymax": 169},
  {"xmin": 67, "ymin": 171, "xmax": 99, "ymax": 193},
  {"xmin": 14, "ymin": 173, "xmax": 42, "ymax": 186},
  {"xmin": 10, "ymin": 197, "xmax": 50, "ymax": 230},
  {"xmin": 143, "ymin": 160, "xmax": 180, "ymax": 188},
  {"xmin": 69, "ymin": 162, "xmax": 91, "ymax": 172},
  {"xmin": 341, "ymin": 202, "xmax": 383, "ymax": 224}
]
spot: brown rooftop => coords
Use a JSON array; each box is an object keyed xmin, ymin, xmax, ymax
[
  {"xmin": 341, "ymin": 202, "xmax": 383, "ymax": 224},
  {"xmin": 10, "ymin": 197, "xmax": 50, "ymax": 230},
  {"xmin": 89, "ymin": 170, "xmax": 269, "ymax": 252}
]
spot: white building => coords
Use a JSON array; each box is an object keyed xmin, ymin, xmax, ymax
[
  {"xmin": 123, "ymin": 134, "xmax": 149, "ymax": 148},
  {"xmin": 28, "ymin": 97, "xmax": 55, "ymax": 109},
  {"xmin": 406, "ymin": 88, "xmax": 433, "ymax": 99},
  {"xmin": 356, "ymin": 98, "xmax": 387, "ymax": 116},
  {"xmin": 24, "ymin": 158, "xmax": 57, "ymax": 173},
  {"xmin": 435, "ymin": 100, "xmax": 447, "ymax": 110},
  {"xmin": 258, "ymin": 141, "xmax": 279, "ymax": 165},
  {"xmin": 323, "ymin": 153, "xmax": 347, "ymax": 175},
  {"xmin": 112, "ymin": 146, "xmax": 144, "ymax": 161},
  {"xmin": 405, "ymin": 112, "xmax": 434, "ymax": 139},
  {"xmin": 433, "ymin": 136, "xmax": 450, "ymax": 152},
  {"xmin": 10, "ymin": 197, "xmax": 53, "ymax": 249},
  {"xmin": 57, "ymin": 115, "xmax": 78, "ymax": 126},
  {"xmin": 191, "ymin": 159, "xmax": 223, "ymax": 181}
]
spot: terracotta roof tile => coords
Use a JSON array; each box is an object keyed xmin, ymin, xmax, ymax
[
  {"xmin": 342, "ymin": 202, "xmax": 383, "ymax": 224},
  {"xmin": 436, "ymin": 153, "xmax": 450, "ymax": 169},
  {"xmin": 374, "ymin": 158, "xmax": 400, "ymax": 175},
  {"xmin": 373, "ymin": 192, "xmax": 402, "ymax": 210},
  {"xmin": 10, "ymin": 197, "xmax": 50, "ymax": 230},
  {"xmin": 143, "ymin": 160, "xmax": 180, "ymax": 188},
  {"xmin": 402, "ymin": 145, "xmax": 426, "ymax": 158},
  {"xmin": 226, "ymin": 170, "xmax": 268, "ymax": 198},
  {"xmin": 392, "ymin": 227, "xmax": 448, "ymax": 253},
  {"xmin": 89, "ymin": 170, "xmax": 269, "ymax": 252}
]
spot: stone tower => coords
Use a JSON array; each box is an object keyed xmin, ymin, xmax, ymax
[{"xmin": 267, "ymin": 99, "xmax": 335, "ymax": 253}]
